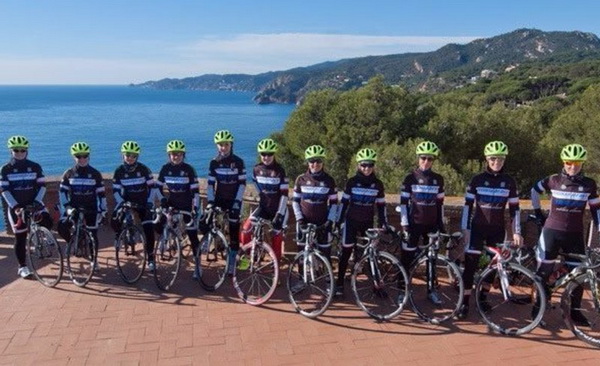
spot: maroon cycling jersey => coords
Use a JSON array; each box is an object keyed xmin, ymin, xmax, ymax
[
  {"xmin": 253, "ymin": 161, "xmax": 288, "ymax": 218},
  {"xmin": 0, "ymin": 158, "xmax": 46, "ymax": 208},
  {"xmin": 60, "ymin": 165, "xmax": 106, "ymax": 211},
  {"xmin": 156, "ymin": 162, "xmax": 199, "ymax": 211},
  {"xmin": 533, "ymin": 171, "xmax": 600, "ymax": 233},
  {"xmin": 339, "ymin": 171, "xmax": 386, "ymax": 225},
  {"xmin": 112, "ymin": 162, "xmax": 154, "ymax": 206},
  {"xmin": 461, "ymin": 169, "xmax": 520, "ymax": 233},
  {"xmin": 207, "ymin": 153, "xmax": 246, "ymax": 203},
  {"xmin": 292, "ymin": 170, "xmax": 338, "ymax": 225},
  {"xmin": 400, "ymin": 168, "xmax": 444, "ymax": 228}
]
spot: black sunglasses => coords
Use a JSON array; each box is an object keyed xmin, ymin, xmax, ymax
[
  {"xmin": 360, "ymin": 163, "xmax": 375, "ymax": 168},
  {"xmin": 308, "ymin": 159, "xmax": 323, "ymax": 164},
  {"xmin": 75, "ymin": 154, "xmax": 89, "ymax": 159},
  {"xmin": 419, "ymin": 156, "xmax": 434, "ymax": 162},
  {"xmin": 12, "ymin": 149, "xmax": 27, "ymax": 153},
  {"xmin": 125, "ymin": 153, "xmax": 138, "ymax": 158},
  {"xmin": 260, "ymin": 152, "xmax": 274, "ymax": 157}
]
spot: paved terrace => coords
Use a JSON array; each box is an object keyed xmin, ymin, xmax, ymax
[{"xmin": 0, "ymin": 225, "xmax": 599, "ymax": 366}]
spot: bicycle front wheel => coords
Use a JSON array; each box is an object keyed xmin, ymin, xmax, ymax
[
  {"xmin": 27, "ymin": 226, "xmax": 63, "ymax": 287},
  {"xmin": 233, "ymin": 241, "xmax": 279, "ymax": 305},
  {"xmin": 475, "ymin": 263, "xmax": 545, "ymax": 335},
  {"xmin": 115, "ymin": 224, "xmax": 147, "ymax": 284},
  {"xmin": 66, "ymin": 231, "xmax": 96, "ymax": 287},
  {"xmin": 287, "ymin": 250, "xmax": 334, "ymax": 318},
  {"xmin": 153, "ymin": 231, "xmax": 182, "ymax": 291},
  {"xmin": 409, "ymin": 254, "xmax": 464, "ymax": 324},
  {"xmin": 351, "ymin": 251, "xmax": 409, "ymax": 321},
  {"xmin": 198, "ymin": 231, "xmax": 229, "ymax": 291},
  {"xmin": 561, "ymin": 273, "xmax": 600, "ymax": 347}
]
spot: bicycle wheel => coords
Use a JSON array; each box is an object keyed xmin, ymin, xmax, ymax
[
  {"xmin": 561, "ymin": 273, "xmax": 600, "ymax": 347},
  {"xmin": 198, "ymin": 231, "xmax": 229, "ymax": 291},
  {"xmin": 66, "ymin": 231, "xmax": 96, "ymax": 287},
  {"xmin": 27, "ymin": 226, "xmax": 63, "ymax": 287},
  {"xmin": 233, "ymin": 241, "xmax": 279, "ymax": 305},
  {"xmin": 351, "ymin": 251, "xmax": 409, "ymax": 321},
  {"xmin": 409, "ymin": 254, "xmax": 464, "ymax": 324},
  {"xmin": 475, "ymin": 263, "xmax": 545, "ymax": 335},
  {"xmin": 287, "ymin": 250, "xmax": 334, "ymax": 318},
  {"xmin": 115, "ymin": 224, "xmax": 147, "ymax": 284},
  {"xmin": 153, "ymin": 231, "xmax": 182, "ymax": 291}
]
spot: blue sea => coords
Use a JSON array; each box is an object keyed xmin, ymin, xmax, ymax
[{"xmin": 0, "ymin": 85, "xmax": 295, "ymax": 230}]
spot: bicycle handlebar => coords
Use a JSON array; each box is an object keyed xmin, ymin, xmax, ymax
[{"xmin": 152, "ymin": 207, "xmax": 194, "ymax": 227}]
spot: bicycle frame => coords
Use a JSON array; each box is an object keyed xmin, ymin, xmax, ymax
[
  {"xmin": 484, "ymin": 242, "xmax": 518, "ymax": 301},
  {"xmin": 550, "ymin": 249, "xmax": 600, "ymax": 306},
  {"xmin": 357, "ymin": 229, "xmax": 385, "ymax": 288},
  {"xmin": 413, "ymin": 231, "xmax": 462, "ymax": 293},
  {"xmin": 299, "ymin": 223, "xmax": 324, "ymax": 284}
]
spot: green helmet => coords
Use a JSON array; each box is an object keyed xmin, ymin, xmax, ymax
[
  {"xmin": 484, "ymin": 141, "xmax": 508, "ymax": 156},
  {"xmin": 356, "ymin": 148, "xmax": 377, "ymax": 162},
  {"xmin": 304, "ymin": 145, "xmax": 326, "ymax": 160},
  {"xmin": 257, "ymin": 138, "xmax": 278, "ymax": 153},
  {"xmin": 7, "ymin": 135, "xmax": 29, "ymax": 149},
  {"xmin": 166, "ymin": 139, "xmax": 186, "ymax": 153},
  {"xmin": 214, "ymin": 130, "xmax": 234, "ymax": 144},
  {"xmin": 121, "ymin": 140, "xmax": 141, "ymax": 154},
  {"xmin": 416, "ymin": 141, "xmax": 440, "ymax": 157},
  {"xmin": 70, "ymin": 142, "xmax": 90, "ymax": 155},
  {"xmin": 561, "ymin": 143, "xmax": 587, "ymax": 161}
]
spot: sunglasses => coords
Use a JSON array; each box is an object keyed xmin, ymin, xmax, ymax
[
  {"xmin": 12, "ymin": 149, "xmax": 27, "ymax": 153},
  {"xmin": 487, "ymin": 156, "xmax": 505, "ymax": 162},
  {"xmin": 260, "ymin": 152, "xmax": 274, "ymax": 157},
  {"xmin": 360, "ymin": 163, "xmax": 375, "ymax": 168},
  {"xmin": 125, "ymin": 153, "xmax": 138, "ymax": 158},
  {"xmin": 419, "ymin": 156, "xmax": 434, "ymax": 162},
  {"xmin": 75, "ymin": 154, "xmax": 89, "ymax": 159},
  {"xmin": 169, "ymin": 152, "xmax": 184, "ymax": 157},
  {"xmin": 564, "ymin": 161, "xmax": 583, "ymax": 166},
  {"xmin": 308, "ymin": 159, "xmax": 323, "ymax": 164}
]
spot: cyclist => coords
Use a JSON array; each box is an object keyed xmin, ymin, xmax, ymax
[
  {"xmin": 531, "ymin": 143, "xmax": 600, "ymax": 326},
  {"xmin": 202, "ymin": 130, "xmax": 246, "ymax": 274},
  {"xmin": 1, "ymin": 136, "xmax": 52, "ymax": 279},
  {"xmin": 457, "ymin": 141, "xmax": 522, "ymax": 319},
  {"xmin": 57, "ymin": 142, "xmax": 106, "ymax": 266},
  {"xmin": 292, "ymin": 145, "xmax": 338, "ymax": 264},
  {"xmin": 154, "ymin": 140, "xmax": 202, "ymax": 278},
  {"xmin": 240, "ymin": 138, "xmax": 288, "ymax": 261},
  {"xmin": 111, "ymin": 141, "xmax": 156, "ymax": 271},
  {"xmin": 398, "ymin": 141, "xmax": 445, "ymax": 304},
  {"xmin": 336, "ymin": 148, "xmax": 387, "ymax": 296}
]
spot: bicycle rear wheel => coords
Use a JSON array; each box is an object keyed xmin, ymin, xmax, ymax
[
  {"xmin": 198, "ymin": 231, "xmax": 229, "ymax": 291},
  {"xmin": 115, "ymin": 224, "xmax": 147, "ymax": 284},
  {"xmin": 287, "ymin": 250, "xmax": 334, "ymax": 318},
  {"xmin": 561, "ymin": 273, "xmax": 600, "ymax": 347},
  {"xmin": 27, "ymin": 226, "xmax": 63, "ymax": 287},
  {"xmin": 475, "ymin": 263, "xmax": 545, "ymax": 335},
  {"xmin": 153, "ymin": 232, "xmax": 182, "ymax": 291},
  {"xmin": 351, "ymin": 251, "xmax": 409, "ymax": 321},
  {"xmin": 233, "ymin": 241, "xmax": 279, "ymax": 305},
  {"xmin": 409, "ymin": 254, "xmax": 464, "ymax": 324},
  {"xmin": 66, "ymin": 231, "xmax": 96, "ymax": 287}
]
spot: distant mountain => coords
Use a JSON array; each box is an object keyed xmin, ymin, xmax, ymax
[{"xmin": 132, "ymin": 29, "xmax": 600, "ymax": 104}]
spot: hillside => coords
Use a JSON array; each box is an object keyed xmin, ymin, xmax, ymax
[{"xmin": 132, "ymin": 28, "xmax": 600, "ymax": 104}]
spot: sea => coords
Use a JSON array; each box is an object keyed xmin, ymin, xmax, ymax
[{"xmin": 0, "ymin": 85, "xmax": 295, "ymax": 230}]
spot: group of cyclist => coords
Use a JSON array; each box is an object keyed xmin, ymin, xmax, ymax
[{"xmin": 2, "ymin": 132, "xmax": 597, "ymax": 325}]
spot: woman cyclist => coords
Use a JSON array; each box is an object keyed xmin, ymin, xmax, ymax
[
  {"xmin": 292, "ymin": 145, "xmax": 338, "ymax": 264},
  {"xmin": 336, "ymin": 148, "xmax": 387, "ymax": 297},
  {"xmin": 531, "ymin": 143, "xmax": 600, "ymax": 326},
  {"xmin": 240, "ymin": 138, "xmax": 288, "ymax": 261},
  {"xmin": 57, "ymin": 142, "xmax": 107, "ymax": 266},
  {"xmin": 202, "ymin": 130, "xmax": 246, "ymax": 274},
  {"xmin": 457, "ymin": 141, "xmax": 522, "ymax": 319},
  {"xmin": 111, "ymin": 141, "xmax": 156, "ymax": 271},
  {"xmin": 1, "ymin": 136, "xmax": 52, "ymax": 279},
  {"xmin": 154, "ymin": 140, "xmax": 202, "ymax": 278},
  {"xmin": 398, "ymin": 141, "xmax": 445, "ymax": 304}
]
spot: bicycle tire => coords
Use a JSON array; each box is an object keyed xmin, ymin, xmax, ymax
[
  {"xmin": 561, "ymin": 273, "xmax": 600, "ymax": 348},
  {"xmin": 351, "ymin": 251, "xmax": 409, "ymax": 321},
  {"xmin": 27, "ymin": 226, "xmax": 63, "ymax": 288},
  {"xmin": 474, "ymin": 263, "xmax": 545, "ymax": 335},
  {"xmin": 115, "ymin": 224, "xmax": 147, "ymax": 284},
  {"xmin": 409, "ymin": 254, "xmax": 464, "ymax": 324},
  {"xmin": 153, "ymin": 230, "xmax": 182, "ymax": 291},
  {"xmin": 198, "ymin": 230, "xmax": 230, "ymax": 291},
  {"xmin": 233, "ymin": 241, "xmax": 279, "ymax": 305},
  {"xmin": 66, "ymin": 230, "xmax": 96, "ymax": 287},
  {"xmin": 287, "ymin": 250, "xmax": 334, "ymax": 318}
]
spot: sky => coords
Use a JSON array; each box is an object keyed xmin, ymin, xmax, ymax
[{"xmin": 1, "ymin": 0, "xmax": 599, "ymax": 84}]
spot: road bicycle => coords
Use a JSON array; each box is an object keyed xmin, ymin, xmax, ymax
[
  {"xmin": 114, "ymin": 201, "xmax": 148, "ymax": 284},
  {"xmin": 64, "ymin": 207, "xmax": 101, "ymax": 287},
  {"xmin": 196, "ymin": 206, "xmax": 230, "ymax": 291}
]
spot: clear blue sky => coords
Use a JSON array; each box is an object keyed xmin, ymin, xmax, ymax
[{"xmin": 1, "ymin": 0, "xmax": 598, "ymax": 84}]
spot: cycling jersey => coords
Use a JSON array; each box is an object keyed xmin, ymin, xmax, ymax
[
  {"xmin": 253, "ymin": 161, "xmax": 288, "ymax": 218},
  {"xmin": 112, "ymin": 162, "xmax": 154, "ymax": 206},
  {"xmin": 339, "ymin": 171, "xmax": 386, "ymax": 225},
  {"xmin": 59, "ymin": 165, "xmax": 106, "ymax": 212},
  {"xmin": 400, "ymin": 168, "xmax": 444, "ymax": 228},
  {"xmin": 156, "ymin": 162, "xmax": 199, "ymax": 211},
  {"xmin": 0, "ymin": 158, "xmax": 46, "ymax": 208},
  {"xmin": 461, "ymin": 168, "xmax": 520, "ymax": 234},
  {"xmin": 292, "ymin": 170, "xmax": 338, "ymax": 225},
  {"xmin": 531, "ymin": 170, "xmax": 600, "ymax": 233},
  {"xmin": 207, "ymin": 153, "xmax": 246, "ymax": 203}
]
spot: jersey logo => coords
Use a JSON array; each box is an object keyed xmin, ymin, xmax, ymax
[
  {"xmin": 181, "ymin": 171, "xmax": 185, "ymax": 176},
  {"xmin": 125, "ymin": 174, "xmax": 129, "ymax": 178},
  {"xmin": 137, "ymin": 172, "xmax": 141, "ymax": 177},
  {"xmin": 27, "ymin": 167, "xmax": 32, "ymax": 172},
  {"xmin": 371, "ymin": 183, "xmax": 375, "ymax": 188},
  {"xmin": 13, "ymin": 169, "xmax": 17, "ymax": 173},
  {"xmin": 433, "ymin": 179, "xmax": 437, "ymax": 185},
  {"xmin": 561, "ymin": 184, "xmax": 567, "ymax": 189},
  {"xmin": 579, "ymin": 186, "xmax": 584, "ymax": 192},
  {"xmin": 320, "ymin": 182, "xmax": 325, "ymax": 186},
  {"xmin": 88, "ymin": 174, "xmax": 92, "ymax": 178},
  {"xmin": 484, "ymin": 181, "xmax": 489, "ymax": 186},
  {"xmin": 418, "ymin": 179, "xmax": 424, "ymax": 184},
  {"xmin": 500, "ymin": 182, "xmax": 506, "ymax": 188}
]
